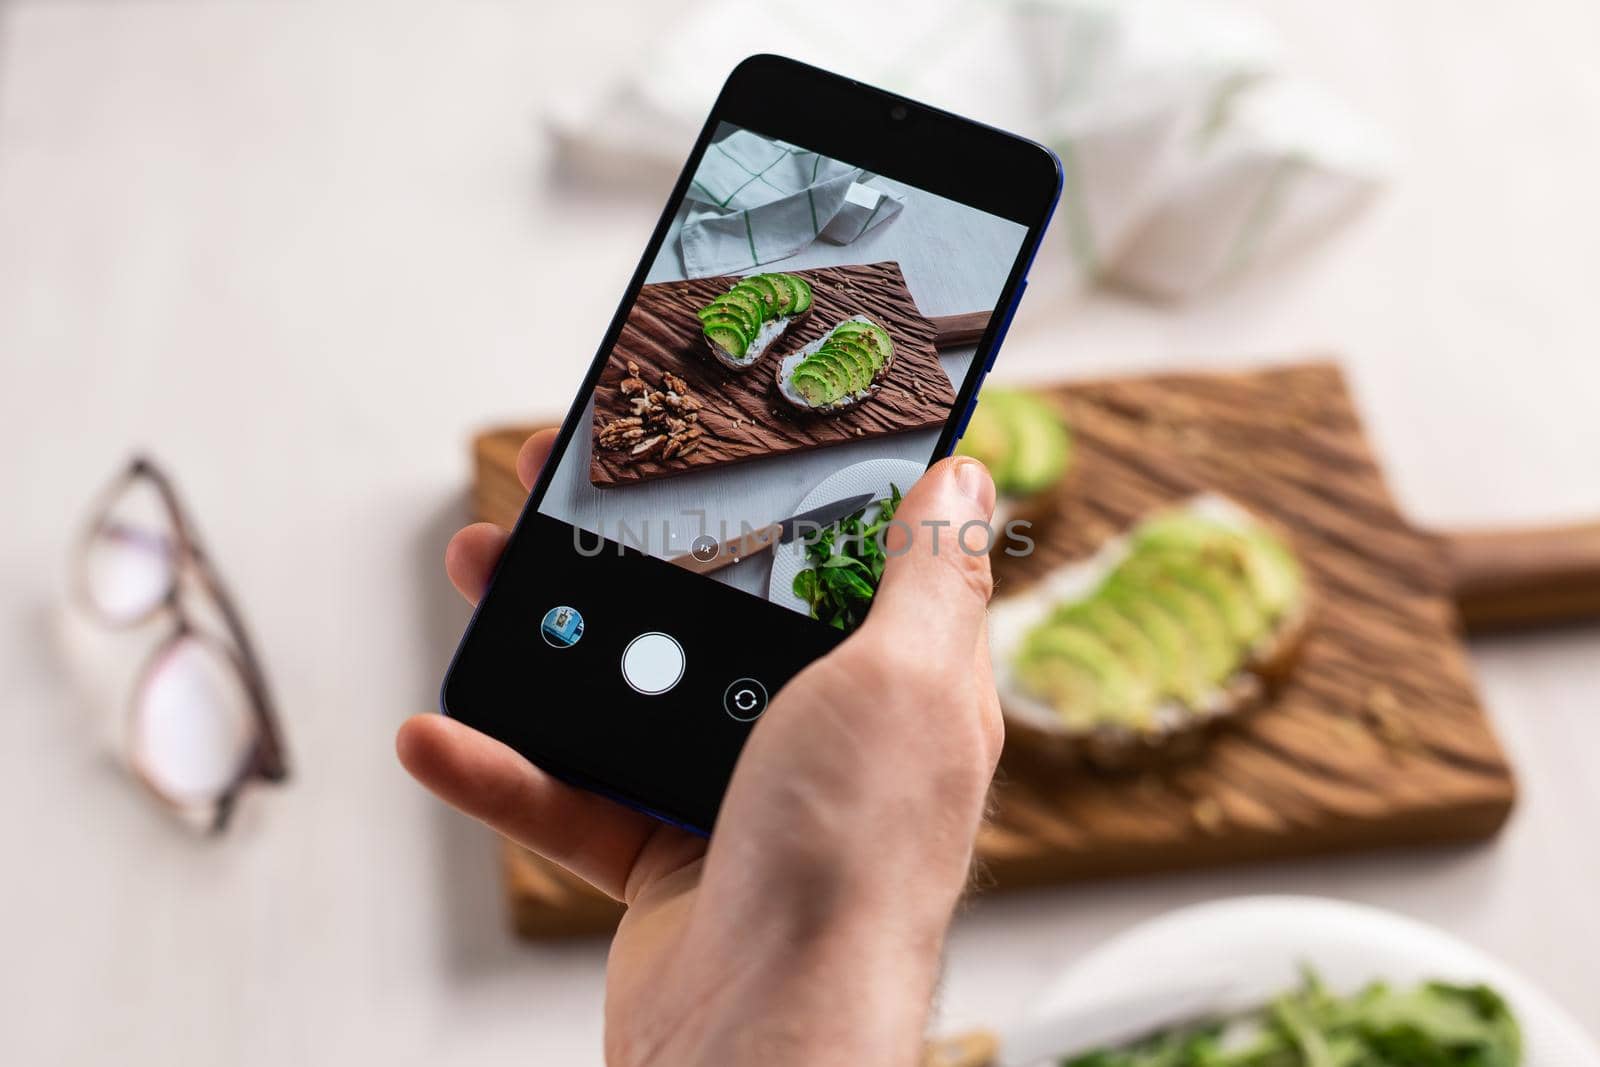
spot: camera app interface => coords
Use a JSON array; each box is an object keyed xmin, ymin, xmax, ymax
[{"xmin": 537, "ymin": 122, "xmax": 1029, "ymax": 634}]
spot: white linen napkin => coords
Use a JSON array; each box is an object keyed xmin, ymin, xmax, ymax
[
  {"xmin": 546, "ymin": 0, "xmax": 1389, "ymax": 300},
  {"xmin": 678, "ymin": 129, "xmax": 904, "ymax": 277}
]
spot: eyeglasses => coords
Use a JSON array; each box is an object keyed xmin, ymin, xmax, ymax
[{"xmin": 75, "ymin": 457, "xmax": 289, "ymax": 832}]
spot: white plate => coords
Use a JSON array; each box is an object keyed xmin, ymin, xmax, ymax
[
  {"xmin": 1027, "ymin": 896, "xmax": 1597, "ymax": 1067},
  {"xmin": 767, "ymin": 457, "xmax": 927, "ymax": 614}
]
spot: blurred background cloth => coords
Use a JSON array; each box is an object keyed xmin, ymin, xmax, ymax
[
  {"xmin": 549, "ymin": 0, "xmax": 1390, "ymax": 299},
  {"xmin": 679, "ymin": 129, "xmax": 904, "ymax": 276}
]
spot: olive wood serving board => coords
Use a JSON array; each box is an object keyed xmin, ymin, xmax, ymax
[
  {"xmin": 589, "ymin": 261, "xmax": 979, "ymax": 487},
  {"xmin": 471, "ymin": 360, "xmax": 1600, "ymax": 937}
]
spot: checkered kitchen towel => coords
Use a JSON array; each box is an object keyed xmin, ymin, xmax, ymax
[{"xmin": 680, "ymin": 130, "xmax": 904, "ymax": 278}]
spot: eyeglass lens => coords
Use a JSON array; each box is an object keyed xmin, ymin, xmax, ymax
[
  {"xmin": 130, "ymin": 635, "xmax": 257, "ymax": 806},
  {"xmin": 83, "ymin": 476, "xmax": 178, "ymax": 624}
]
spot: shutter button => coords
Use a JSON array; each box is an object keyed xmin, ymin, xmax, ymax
[{"xmin": 620, "ymin": 632, "xmax": 685, "ymax": 695}]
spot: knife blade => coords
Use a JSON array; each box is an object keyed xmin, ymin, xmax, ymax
[
  {"xmin": 776, "ymin": 492, "xmax": 876, "ymax": 545},
  {"xmin": 670, "ymin": 492, "xmax": 875, "ymax": 575}
]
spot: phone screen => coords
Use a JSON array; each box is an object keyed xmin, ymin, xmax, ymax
[
  {"xmin": 445, "ymin": 60, "xmax": 1058, "ymax": 832},
  {"xmin": 539, "ymin": 121, "xmax": 1031, "ymax": 617}
]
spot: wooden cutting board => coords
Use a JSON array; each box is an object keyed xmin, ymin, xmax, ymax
[
  {"xmin": 472, "ymin": 360, "xmax": 1600, "ymax": 937},
  {"xmin": 589, "ymin": 261, "xmax": 977, "ymax": 487}
]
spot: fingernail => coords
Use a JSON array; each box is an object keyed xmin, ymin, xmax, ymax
[{"xmin": 953, "ymin": 457, "xmax": 996, "ymax": 517}]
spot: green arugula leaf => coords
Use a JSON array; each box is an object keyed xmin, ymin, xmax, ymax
[
  {"xmin": 1058, "ymin": 973, "xmax": 1520, "ymax": 1067},
  {"xmin": 789, "ymin": 489, "xmax": 904, "ymax": 634}
]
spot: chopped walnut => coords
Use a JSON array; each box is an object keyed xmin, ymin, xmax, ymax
[
  {"xmin": 662, "ymin": 425, "xmax": 703, "ymax": 459},
  {"xmin": 665, "ymin": 392, "xmax": 702, "ymax": 415},
  {"xmin": 596, "ymin": 416, "xmax": 646, "ymax": 449},
  {"xmin": 630, "ymin": 434, "xmax": 667, "ymax": 459},
  {"xmin": 599, "ymin": 363, "xmax": 709, "ymax": 464}
]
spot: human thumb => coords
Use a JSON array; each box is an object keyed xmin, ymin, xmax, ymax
[{"xmin": 860, "ymin": 456, "xmax": 997, "ymax": 660}]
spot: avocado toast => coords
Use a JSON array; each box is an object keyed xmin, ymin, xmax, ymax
[
  {"xmin": 988, "ymin": 493, "xmax": 1311, "ymax": 768},
  {"xmin": 697, "ymin": 272, "xmax": 814, "ymax": 371},
  {"xmin": 955, "ymin": 387, "xmax": 1073, "ymax": 529},
  {"xmin": 775, "ymin": 315, "xmax": 895, "ymax": 413}
]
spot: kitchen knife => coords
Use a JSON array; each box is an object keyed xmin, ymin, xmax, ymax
[{"xmin": 669, "ymin": 492, "xmax": 875, "ymax": 576}]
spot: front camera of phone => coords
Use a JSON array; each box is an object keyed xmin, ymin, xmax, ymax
[{"xmin": 888, "ymin": 103, "xmax": 909, "ymax": 122}]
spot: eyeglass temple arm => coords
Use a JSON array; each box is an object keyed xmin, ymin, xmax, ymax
[
  {"xmin": 209, "ymin": 578, "xmax": 290, "ymax": 782},
  {"xmin": 210, "ymin": 787, "xmax": 239, "ymax": 835}
]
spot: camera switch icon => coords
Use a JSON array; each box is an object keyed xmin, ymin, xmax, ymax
[{"xmin": 722, "ymin": 678, "xmax": 768, "ymax": 722}]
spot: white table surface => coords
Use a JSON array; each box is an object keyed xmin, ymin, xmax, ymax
[{"xmin": 1, "ymin": 2, "xmax": 1596, "ymax": 1064}]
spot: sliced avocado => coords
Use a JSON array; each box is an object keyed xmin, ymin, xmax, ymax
[
  {"xmin": 757, "ymin": 274, "xmax": 796, "ymax": 316},
  {"xmin": 728, "ymin": 283, "xmax": 773, "ymax": 321},
  {"xmin": 804, "ymin": 350, "xmax": 858, "ymax": 399},
  {"xmin": 727, "ymin": 284, "xmax": 766, "ymax": 311},
  {"xmin": 698, "ymin": 312, "xmax": 749, "ymax": 344},
  {"xmin": 698, "ymin": 300, "xmax": 754, "ymax": 335},
  {"xmin": 1002, "ymin": 393, "xmax": 1072, "ymax": 495},
  {"xmin": 1108, "ymin": 571, "xmax": 1235, "ymax": 688},
  {"xmin": 788, "ymin": 275, "xmax": 813, "ymax": 315},
  {"xmin": 1055, "ymin": 599, "xmax": 1163, "ymax": 691},
  {"xmin": 743, "ymin": 275, "xmax": 783, "ymax": 317},
  {"xmin": 790, "ymin": 374, "xmax": 832, "ymax": 412},
  {"xmin": 961, "ymin": 390, "xmax": 1071, "ymax": 496},
  {"xmin": 1129, "ymin": 548, "xmax": 1267, "ymax": 648},
  {"xmin": 812, "ymin": 337, "xmax": 876, "ymax": 388},
  {"xmin": 807, "ymin": 346, "xmax": 855, "ymax": 394},
  {"xmin": 954, "ymin": 398, "xmax": 1013, "ymax": 475},
  {"xmin": 1011, "ymin": 655, "xmax": 1102, "ymax": 730},
  {"xmin": 833, "ymin": 320, "xmax": 893, "ymax": 366},
  {"xmin": 1099, "ymin": 583, "xmax": 1208, "ymax": 707},
  {"xmin": 1132, "ymin": 513, "xmax": 1235, "ymax": 554},
  {"xmin": 832, "ymin": 335, "xmax": 883, "ymax": 374},
  {"xmin": 791, "ymin": 365, "xmax": 839, "ymax": 407},
  {"xmin": 704, "ymin": 324, "xmax": 749, "ymax": 361},
  {"xmin": 774, "ymin": 274, "xmax": 808, "ymax": 315},
  {"xmin": 1001, "ymin": 496, "xmax": 1305, "ymax": 736},
  {"xmin": 1014, "ymin": 624, "xmax": 1151, "ymax": 728},
  {"xmin": 858, "ymin": 334, "xmax": 891, "ymax": 376},
  {"xmin": 1239, "ymin": 529, "xmax": 1303, "ymax": 620},
  {"xmin": 1131, "ymin": 516, "xmax": 1249, "ymax": 582},
  {"xmin": 836, "ymin": 342, "xmax": 877, "ymax": 392},
  {"xmin": 1133, "ymin": 513, "xmax": 1300, "ymax": 624},
  {"xmin": 709, "ymin": 290, "xmax": 763, "ymax": 332}
]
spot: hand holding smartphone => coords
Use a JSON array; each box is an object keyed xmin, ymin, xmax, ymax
[{"xmin": 443, "ymin": 55, "xmax": 1061, "ymax": 833}]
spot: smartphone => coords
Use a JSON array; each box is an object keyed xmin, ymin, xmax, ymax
[{"xmin": 443, "ymin": 54, "xmax": 1061, "ymax": 834}]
